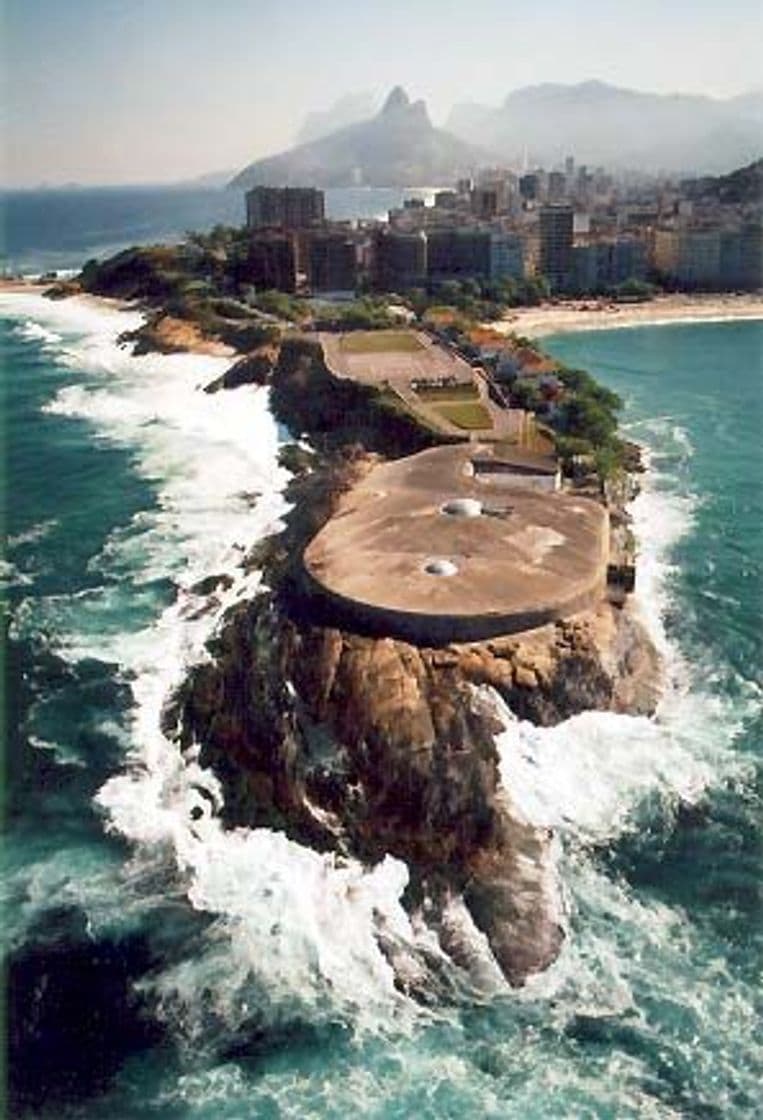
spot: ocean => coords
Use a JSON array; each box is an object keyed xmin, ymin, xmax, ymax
[
  {"xmin": 1, "ymin": 296, "xmax": 761, "ymax": 1118},
  {"xmin": 0, "ymin": 185, "xmax": 435, "ymax": 275}
]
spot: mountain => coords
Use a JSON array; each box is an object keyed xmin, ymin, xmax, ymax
[
  {"xmin": 185, "ymin": 168, "xmax": 237, "ymax": 188},
  {"xmin": 682, "ymin": 157, "xmax": 763, "ymax": 204},
  {"xmin": 230, "ymin": 87, "xmax": 492, "ymax": 190},
  {"xmin": 446, "ymin": 81, "xmax": 763, "ymax": 175},
  {"xmin": 295, "ymin": 91, "xmax": 378, "ymax": 145}
]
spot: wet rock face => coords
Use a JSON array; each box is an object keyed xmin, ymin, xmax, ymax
[
  {"xmin": 171, "ymin": 587, "xmax": 658, "ymax": 989},
  {"xmin": 287, "ymin": 625, "xmax": 502, "ymax": 869},
  {"xmin": 168, "ymin": 439, "xmax": 659, "ymax": 989},
  {"xmin": 203, "ymin": 351, "xmax": 274, "ymax": 393}
]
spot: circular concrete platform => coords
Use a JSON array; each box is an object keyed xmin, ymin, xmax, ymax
[{"xmin": 303, "ymin": 444, "xmax": 609, "ymax": 643}]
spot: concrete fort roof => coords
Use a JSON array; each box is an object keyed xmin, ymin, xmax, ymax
[
  {"xmin": 319, "ymin": 330, "xmax": 475, "ymax": 386},
  {"xmin": 470, "ymin": 443, "xmax": 559, "ymax": 475},
  {"xmin": 303, "ymin": 444, "xmax": 609, "ymax": 643}
]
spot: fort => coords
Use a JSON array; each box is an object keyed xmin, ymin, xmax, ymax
[{"xmin": 303, "ymin": 442, "xmax": 609, "ymax": 644}]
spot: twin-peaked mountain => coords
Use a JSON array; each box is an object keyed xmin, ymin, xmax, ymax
[
  {"xmin": 446, "ymin": 82, "xmax": 763, "ymax": 175},
  {"xmin": 230, "ymin": 87, "xmax": 491, "ymax": 189}
]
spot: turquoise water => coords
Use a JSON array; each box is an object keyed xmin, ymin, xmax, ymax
[{"xmin": 2, "ymin": 305, "xmax": 761, "ymax": 1118}]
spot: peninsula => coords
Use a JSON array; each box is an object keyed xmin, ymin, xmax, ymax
[{"xmin": 33, "ymin": 196, "xmax": 673, "ymax": 990}]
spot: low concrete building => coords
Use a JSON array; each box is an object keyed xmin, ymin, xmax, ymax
[{"xmin": 468, "ymin": 445, "xmax": 561, "ymax": 491}]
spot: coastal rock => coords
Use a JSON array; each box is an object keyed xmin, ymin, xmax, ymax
[
  {"xmin": 203, "ymin": 350, "xmax": 275, "ymax": 394},
  {"xmin": 171, "ymin": 575, "xmax": 658, "ymax": 990},
  {"xmin": 167, "ymin": 432, "xmax": 660, "ymax": 992},
  {"xmin": 119, "ymin": 313, "xmax": 233, "ymax": 357}
]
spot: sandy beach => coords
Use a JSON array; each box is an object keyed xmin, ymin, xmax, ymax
[
  {"xmin": 0, "ymin": 278, "xmax": 51, "ymax": 294},
  {"xmin": 491, "ymin": 293, "xmax": 763, "ymax": 339}
]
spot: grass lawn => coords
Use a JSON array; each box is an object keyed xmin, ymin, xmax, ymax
[
  {"xmin": 434, "ymin": 401, "xmax": 493, "ymax": 430},
  {"xmin": 414, "ymin": 383, "xmax": 479, "ymax": 402},
  {"xmin": 340, "ymin": 330, "xmax": 424, "ymax": 354}
]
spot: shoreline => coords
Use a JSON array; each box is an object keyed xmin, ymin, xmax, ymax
[
  {"xmin": 490, "ymin": 292, "xmax": 763, "ymax": 339},
  {"xmin": 5, "ymin": 280, "xmax": 761, "ymax": 354},
  {"xmin": 4, "ymin": 283, "xmax": 669, "ymax": 995},
  {"xmin": 0, "ymin": 284, "xmax": 235, "ymax": 358}
]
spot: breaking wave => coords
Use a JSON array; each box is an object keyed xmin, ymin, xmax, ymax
[{"xmin": 4, "ymin": 296, "xmax": 760, "ymax": 1115}]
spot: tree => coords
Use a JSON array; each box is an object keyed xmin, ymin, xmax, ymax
[
  {"xmin": 593, "ymin": 444, "xmax": 621, "ymax": 490},
  {"xmin": 557, "ymin": 394, "xmax": 618, "ymax": 447},
  {"xmin": 511, "ymin": 379, "xmax": 543, "ymax": 410},
  {"xmin": 612, "ymin": 277, "xmax": 658, "ymax": 301}
]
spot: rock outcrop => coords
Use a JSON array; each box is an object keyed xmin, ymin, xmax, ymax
[
  {"xmin": 163, "ymin": 329, "xmax": 659, "ymax": 992},
  {"xmin": 168, "ymin": 471, "xmax": 658, "ymax": 989},
  {"xmin": 170, "ymin": 585, "xmax": 656, "ymax": 987}
]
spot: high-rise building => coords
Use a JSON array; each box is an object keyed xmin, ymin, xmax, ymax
[
  {"xmin": 547, "ymin": 171, "xmax": 566, "ymax": 203},
  {"xmin": 426, "ymin": 228, "xmax": 491, "ymax": 280},
  {"xmin": 655, "ymin": 224, "xmax": 762, "ymax": 290},
  {"xmin": 242, "ymin": 232, "xmax": 298, "ymax": 292},
  {"xmin": 489, "ymin": 232, "xmax": 525, "ymax": 282},
  {"xmin": 305, "ymin": 231, "xmax": 358, "ymax": 294},
  {"xmin": 720, "ymin": 225, "xmax": 763, "ymax": 290},
  {"xmin": 654, "ymin": 228, "xmax": 720, "ymax": 288},
  {"xmin": 373, "ymin": 229, "xmax": 428, "ymax": 290},
  {"xmin": 472, "ymin": 178, "xmax": 510, "ymax": 219},
  {"xmin": 610, "ymin": 238, "xmax": 647, "ymax": 285},
  {"xmin": 571, "ymin": 243, "xmax": 612, "ymax": 293},
  {"xmin": 434, "ymin": 190, "xmax": 460, "ymax": 209},
  {"xmin": 570, "ymin": 238, "xmax": 648, "ymax": 292},
  {"xmin": 519, "ymin": 173, "xmax": 539, "ymax": 201},
  {"xmin": 246, "ymin": 186, "xmax": 325, "ymax": 230},
  {"xmin": 539, "ymin": 205, "xmax": 574, "ymax": 290}
]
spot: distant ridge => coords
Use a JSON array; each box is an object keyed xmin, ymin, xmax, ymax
[
  {"xmin": 295, "ymin": 91, "xmax": 378, "ymax": 145},
  {"xmin": 682, "ymin": 157, "xmax": 763, "ymax": 204},
  {"xmin": 230, "ymin": 87, "xmax": 492, "ymax": 189},
  {"xmin": 446, "ymin": 81, "xmax": 763, "ymax": 174}
]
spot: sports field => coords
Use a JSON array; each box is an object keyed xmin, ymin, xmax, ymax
[
  {"xmin": 320, "ymin": 330, "xmax": 475, "ymax": 387},
  {"xmin": 433, "ymin": 401, "xmax": 492, "ymax": 430},
  {"xmin": 340, "ymin": 331, "xmax": 425, "ymax": 354}
]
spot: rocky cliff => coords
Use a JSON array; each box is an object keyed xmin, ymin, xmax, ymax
[{"xmin": 166, "ymin": 420, "xmax": 659, "ymax": 990}]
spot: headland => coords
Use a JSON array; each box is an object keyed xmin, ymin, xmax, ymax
[{"xmin": 7, "ymin": 228, "xmax": 675, "ymax": 991}]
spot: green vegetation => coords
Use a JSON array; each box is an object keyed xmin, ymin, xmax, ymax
[
  {"xmin": 340, "ymin": 330, "xmax": 424, "ymax": 354},
  {"xmin": 550, "ymin": 366, "xmax": 624, "ymax": 484},
  {"xmin": 313, "ymin": 297, "xmax": 399, "ymax": 332},
  {"xmin": 509, "ymin": 379, "xmax": 543, "ymax": 411},
  {"xmin": 405, "ymin": 275, "xmax": 551, "ymax": 323},
  {"xmin": 375, "ymin": 388, "xmax": 450, "ymax": 439},
  {"xmin": 248, "ymin": 290, "xmax": 308, "ymax": 322},
  {"xmin": 612, "ymin": 277, "xmax": 658, "ymax": 302},
  {"xmin": 434, "ymin": 401, "xmax": 492, "ymax": 430},
  {"xmin": 414, "ymin": 383, "xmax": 479, "ymax": 402}
]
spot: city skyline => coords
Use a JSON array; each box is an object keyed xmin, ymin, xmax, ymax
[{"xmin": 2, "ymin": 0, "xmax": 762, "ymax": 187}]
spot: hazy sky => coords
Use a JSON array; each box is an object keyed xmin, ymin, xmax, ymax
[{"xmin": 2, "ymin": 0, "xmax": 761, "ymax": 187}]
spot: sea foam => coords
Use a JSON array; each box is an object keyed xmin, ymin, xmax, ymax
[
  {"xmin": 3, "ymin": 293, "xmax": 442, "ymax": 1033},
  {"xmin": 4, "ymin": 294, "xmax": 757, "ymax": 1055}
]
